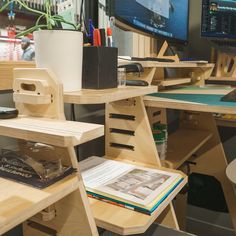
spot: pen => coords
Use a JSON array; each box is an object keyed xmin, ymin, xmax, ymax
[
  {"xmin": 89, "ymin": 19, "xmax": 94, "ymax": 44},
  {"xmin": 107, "ymin": 27, "xmax": 113, "ymax": 47},
  {"xmin": 93, "ymin": 29, "xmax": 101, "ymax": 46},
  {"xmin": 99, "ymin": 28, "xmax": 106, "ymax": 46}
]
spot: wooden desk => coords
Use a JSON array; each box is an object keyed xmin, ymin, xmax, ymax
[
  {"xmin": 64, "ymin": 85, "xmax": 188, "ymax": 234},
  {"xmin": 118, "ymin": 60, "xmax": 215, "ymax": 87},
  {"xmin": 143, "ymin": 86, "xmax": 236, "ymax": 231}
]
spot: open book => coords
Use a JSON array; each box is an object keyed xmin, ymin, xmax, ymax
[{"xmin": 80, "ymin": 156, "xmax": 184, "ymax": 215}]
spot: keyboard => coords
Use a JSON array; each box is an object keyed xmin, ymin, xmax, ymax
[{"xmin": 131, "ymin": 57, "xmax": 175, "ymax": 62}]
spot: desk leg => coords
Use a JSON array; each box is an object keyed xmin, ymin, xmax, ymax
[
  {"xmin": 189, "ymin": 112, "xmax": 236, "ymax": 232},
  {"xmin": 106, "ymin": 98, "xmax": 179, "ymax": 231},
  {"xmin": 155, "ymin": 203, "xmax": 180, "ymax": 230}
]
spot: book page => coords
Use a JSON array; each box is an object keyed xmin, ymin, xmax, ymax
[{"xmin": 80, "ymin": 156, "xmax": 181, "ymax": 206}]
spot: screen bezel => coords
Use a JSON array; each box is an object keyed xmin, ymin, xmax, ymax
[{"xmin": 111, "ymin": 0, "xmax": 189, "ymax": 45}]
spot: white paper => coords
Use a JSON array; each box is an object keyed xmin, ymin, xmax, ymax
[{"xmin": 80, "ymin": 156, "xmax": 181, "ymax": 206}]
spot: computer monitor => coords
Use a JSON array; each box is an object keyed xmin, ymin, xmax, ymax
[
  {"xmin": 201, "ymin": 0, "xmax": 236, "ymax": 40},
  {"xmin": 108, "ymin": 0, "xmax": 189, "ymax": 44}
]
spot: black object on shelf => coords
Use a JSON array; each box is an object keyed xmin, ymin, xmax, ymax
[
  {"xmin": 0, "ymin": 150, "xmax": 76, "ymax": 189},
  {"xmin": 131, "ymin": 57, "xmax": 175, "ymax": 62},
  {"xmin": 220, "ymin": 89, "xmax": 236, "ymax": 102},
  {"xmin": 82, "ymin": 46, "xmax": 118, "ymax": 89},
  {"xmin": 126, "ymin": 80, "xmax": 148, "ymax": 86},
  {"xmin": 205, "ymin": 79, "xmax": 236, "ymax": 86},
  {"xmin": 118, "ymin": 63, "xmax": 144, "ymax": 74},
  {"xmin": 0, "ymin": 107, "xmax": 18, "ymax": 119}
]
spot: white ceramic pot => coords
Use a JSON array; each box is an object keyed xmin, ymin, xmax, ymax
[{"xmin": 34, "ymin": 30, "xmax": 83, "ymax": 92}]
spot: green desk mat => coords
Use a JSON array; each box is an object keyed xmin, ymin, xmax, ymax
[
  {"xmin": 149, "ymin": 93, "xmax": 236, "ymax": 108},
  {"xmin": 173, "ymin": 86, "xmax": 232, "ymax": 91}
]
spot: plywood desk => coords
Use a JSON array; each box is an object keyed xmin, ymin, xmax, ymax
[
  {"xmin": 118, "ymin": 60, "xmax": 215, "ymax": 87},
  {"xmin": 64, "ymin": 86, "xmax": 189, "ymax": 234},
  {"xmin": 144, "ymin": 86, "xmax": 236, "ymax": 231}
]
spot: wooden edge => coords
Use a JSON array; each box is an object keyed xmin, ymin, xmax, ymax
[
  {"xmin": 143, "ymin": 96, "xmax": 236, "ymax": 115},
  {"xmin": 91, "ymin": 178, "xmax": 188, "ymax": 235}
]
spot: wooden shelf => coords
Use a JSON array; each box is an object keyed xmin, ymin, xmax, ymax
[
  {"xmin": 89, "ymin": 164, "xmax": 187, "ymax": 235},
  {"xmin": 0, "ymin": 174, "xmax": 79, "ymax": 235},
  {"xmin": 215, "ymin": 117, "xmax": 236, "ymax": 128},
  {"xmin": 0, "ymin": 117, "xmax": 104, "ymax": 147},
  {"xmin": 158, "ymin": 78, "xmax": 191, "ymax": 87},
  {"xmin": 0, "ymin": 61, "xmax": 35, "ymax": 91},
  {"xmin": 162, "ymin": 129, "xmax": 213, "ymax": 169},
  {"xmin": 64, "ymin": 86, "xmax": 157, "ymax": 104},
  {"xmin": 144, "ymin": 93, "xmax": 236, "ymax": 115},
  {"xmin": 118, "ymin": 60, "xmax": 214, "ymax": 68}
]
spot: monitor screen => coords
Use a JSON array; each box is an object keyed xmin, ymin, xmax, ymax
[
  {"xmin": 201, "ymin": 0, "xmax": 236, "ymax": 40},
  {"xmin": 111, "ymin": 0, "xmax": 189, "ymax": 43}
]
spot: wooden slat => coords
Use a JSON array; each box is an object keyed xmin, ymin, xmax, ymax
[
  {"xmin": 162, "ymin": 129, "xmax": 213, "ymax": 169},
  {"xmin": 144, "ymin": 96, "xmax": 236, "ymax": 115},
  {"xmin": 0, "ymin": 61, "xmax": 35, "ymax": 91},
  {"xmin": 90, "ymin": 157, "xmax": 187, "ymax": 235},
  {"xmin": 0, "ymin": 175, "xmax": 79, "ymax": 235},
  {"xmin": 64, "ymin": 86, "xmax": 157, "ymax": 104},
  {"xmin": 118, "ymin": 59, "xmax": 214, "ymax": 68},
  {"xmin": 0, "ymin": 117, "xmax": 104, "ymax": 147},
  {"xmin": 90, "ymin": 176, "xmax": 187, "ymax": 235},
  {"xmin": 158, "ymin": 78, "xmax": 191, "ymax": 87}
]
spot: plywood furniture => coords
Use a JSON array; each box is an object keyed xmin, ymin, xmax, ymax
[
  {"xmin": 0, "ymin": 68, "xmax": 104, "ymax": 236},
  {"xmin": 118, "ymin": 59, "xmax": 214, "ymax": 88},
  {"xmin": 144, "ymin": 87, "xmax": 236, "ymax": 232},
  {"xmin": 0, "ymin": 61, "xmax": 35, "ymax": 91},
  {"xmin": 64, "ymin": 86, "xmax": 188, "ymax": 235}
]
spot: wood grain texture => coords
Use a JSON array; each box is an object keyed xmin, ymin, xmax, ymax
[
  {"xmin": 64, "ymin": 86, "xmax": 157, "ymax": 104},
  {"xmin": 0, "ymin": 61, "xmax": 35, "ymax": 91},
  {"xmin": 162, "ymin": 129, "xmax": 213, "ymax": 169},
  {"xmin": 144, "ymin": 95, "xmax": 236, "ymax": 114},
  {"xmin": 0, "ymin": 117, "xmax": 104, "ymax": 147},
  {"xmin": 89, "ymin": 158, "xmax": 187, "ymax": 235},
  {"xmin": 0, "ymin": 174, "xmax": 79, "ymax": 235}
]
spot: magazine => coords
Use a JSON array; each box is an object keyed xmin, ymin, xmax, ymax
[{"xmin": 80, "ymin": 156, "xmax": 183, "ymax": 214}]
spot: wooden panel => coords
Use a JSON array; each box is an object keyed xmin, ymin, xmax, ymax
[
  {"xmin": 0, "ymin": 61, "xmax": 35, "ymax": 91},
  {"xmin": 118, "ymin": 60, "xmax": 215, "ymax": 68},
  {"xmin": 158, "ymin": 78, "xmax": 191, "ymax": 87},
  {"xmin": 90, "ymin": 176, "xmax": 187, "ymax": 235},
  {"xmin": 106, "ymin": 97, "xmax": 161, "ymax": 166},
  {"xmin": 0, "ymin": 117, "xmax": 104, "ymax": 147},
  {"xmin": 0, "ymin": 175, "xmax": 79, "ymax": 235},
  {"xmin": 64, "ymin": 86, "xmax": 157, "ymax": 104},
  {"xmin": 144, "ymin": 96, "xmax": 236, "ymax": 114},
  {"xmin": 162, "ymin": 129, "xmax": 213, "ymax": 169}
]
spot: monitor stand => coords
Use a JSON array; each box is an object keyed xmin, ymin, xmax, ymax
[
  {"xmin": 157, "ymin": 41, "xmax": 179, "ymax": 63},
  {"xmin": 206, "ymin": 44, "xmax": 236, "ymax": 86}
]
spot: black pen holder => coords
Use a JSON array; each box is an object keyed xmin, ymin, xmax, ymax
[{"xmin": 82, "ymin": 46, "xmax": 118, "ymax": 89}]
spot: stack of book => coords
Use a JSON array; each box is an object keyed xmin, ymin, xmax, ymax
[{"xmin": 80, "ymin": 156, "xmax": 184, "ymax": 215}]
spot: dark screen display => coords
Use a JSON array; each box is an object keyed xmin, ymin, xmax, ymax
[
  {"xmin": 113, "ymin": 0, "xmax": 189, "ymax": 43},
  {"xmin": 202, "ymin": 0, "xmax": 236, "ymax": 39}
]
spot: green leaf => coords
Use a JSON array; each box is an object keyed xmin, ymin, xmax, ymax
[
  {"xmin": 49, "ymin": 18, "xmax": 55, "ymax": 26},
  {"xmin": 16, "ymin": 24, "xmax": 47, "ymax": 38}
]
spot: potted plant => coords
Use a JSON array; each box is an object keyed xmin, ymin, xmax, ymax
[{"xmin": 0, "ymin": 0, "xmax": 83, "ymax": 92}]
